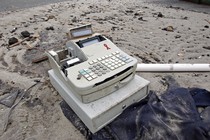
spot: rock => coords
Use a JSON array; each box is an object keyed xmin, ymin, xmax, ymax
[
  {"xmin": 162, "ymin": 26, "xmax": 174, "ymax": 32},
  {"xmin": 0, "ymin": 33, "xmax": 3, "ymax": 38},
  {"xmin": 183, "ymin": 16, "xmax": 188, "ymax": 20},
  {"xmin": 157, "ymin": 12, "xmax": 164, "ymax": 18},
  {"xmin": 134, "ymin": 11, "xmax": 143, "ymax": 16},
  {"xmin": 48, "ymin": 15, "xmax": 55, "ymax": 20},
  {"xmin": 204, "ymin": 25, "xmax": 209, "ymax": 28},
  {"xmin": 175, "ymin": 35, "xmax": 181, "ymax": 39},
  {"xmin": 125, "ymin": 10, "xmax": 134, "ymax": 13},
  {"xmin": 8, "ymin": 37, "xmax": 18, "ymax": 45},
  {"xmin": 72, "ymin": 17, "xmax": 77, "ymax": 22},
  {"xmin": 10, "ymin": 27, "xmax": 17, "ymax": 33},
  {"xmin": 138, "ymin": 17, "xmax": 147, "ymax": 21},
  {"xmin": 21, "ymin": 31, "xmax": 31, "ymax": 38},
  {"xmin": 46, "ymin": 26, "xmax": 54, "ymax": 30},
  {"xmin": 111, "ymin": 26, "xmax": 118, "ymax": 31}
]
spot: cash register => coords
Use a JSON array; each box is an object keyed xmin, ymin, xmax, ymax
[{"xmin": 47, "ymin": 24, "xmax": 150, "ymax": 133}]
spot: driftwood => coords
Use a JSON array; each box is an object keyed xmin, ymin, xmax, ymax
[
  {"xmin": 32, "ymin": 55, "xmax": 48, "ymax": 63},
  {"xmin": 205, "ymin": 19, "xmax": 210, "ymax": 24},
  {"xmin": 8, "ymin": 37, "xmax": 31, "ymax": 48},
  {"xmin": 8, "ymin": 34, "xmax": 40, "ymax": 49}
]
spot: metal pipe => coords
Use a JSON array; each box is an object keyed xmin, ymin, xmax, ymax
[{"xmin": 136, "ymin": 64, "xmax": 210, "ymax": 72}]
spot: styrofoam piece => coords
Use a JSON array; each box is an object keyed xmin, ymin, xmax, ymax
[
  {"xmin": 136, "ymin": 64, "xmax": 210, "ymax": 72},
  {"xmin": 48, "ymin": 69, "xmax": 150, "ymax": 133}
]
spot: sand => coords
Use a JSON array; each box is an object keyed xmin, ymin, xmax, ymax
[{"xmin": 0, "ymin": 0, "xmax": 210, "ymax": 139}]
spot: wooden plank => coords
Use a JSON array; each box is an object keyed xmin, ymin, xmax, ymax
[{"xmin": 32, "ymin": 55, "xmax": 48, "ymax": 63}]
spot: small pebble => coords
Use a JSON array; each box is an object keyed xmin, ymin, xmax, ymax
[
  {"xmin": 204, "ymin": 25, "xmax": 209, "ymax": 28},
  {"xmin": 21, "ymin": 31, "xmax": 31, "ymax": 38},
  {"xmin": 46, "ymin": 26, "xmax": 54, "ymax": 30},
  {"xmin": 157, "ymin": 12, "xmax": 164, "ymax": 18}
]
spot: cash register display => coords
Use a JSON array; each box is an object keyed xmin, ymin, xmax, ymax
[
  {"xmin": 82, "ymin": 39, "xmax": 99, "ymax": 47},
  {"xmin": 70, "ymin": 24, "xmax": 93, "ymax": 39},
  {"xmin": 72, "ymin": 29, "xmax": 92, "ymax": 38},
  {"xmin": 77, "ymin": 36, "xmax": 105, "ymax": 48}
]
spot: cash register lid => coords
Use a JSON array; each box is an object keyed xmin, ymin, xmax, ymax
[{"xmin": 69, "ymin": 24, "xmax": 93, "ymax": 39}]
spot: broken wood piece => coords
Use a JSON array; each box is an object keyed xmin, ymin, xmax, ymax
[
  {"xmin": 32, "ymin": 55, "xmax": 48, "ymax": 63},
  {"xmin": 8, "ymin": 37, "xmax": 30, "ymax": 48},
  {"xmin": 8, "ymin": 34, "xmax": 40, "ymax": 48},
  {"xmin": 205, "ymin": 19, "xmax": 210, "ymax": 24},
  {"xmin": 24, "ymin": 42, "xmax": 33, "ymax": 49},
  {"xmin": 24, "ymin": 39, "xmax": 40, "ymax": 50}
]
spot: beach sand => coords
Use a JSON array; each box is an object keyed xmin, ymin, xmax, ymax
[{"xmin": 0, "ymin": 0, "xmax": 210, "ymax": 139}]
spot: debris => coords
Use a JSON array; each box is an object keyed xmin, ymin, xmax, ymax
[
  {"xmin": 31, "ymin": 38, "xmax": 40, "ymax": 47},
  {"xmin": 3, "ymin": 82, "xmax": 40, "ymax": 132},
  {"xmin": 177, "ymin": 53, "xmax": 184, "ymax": 57},
  {"xmin": 9, "ymin": 34, "xmax": 39, "ymax": 48},
  {"xmin": 111, "ymin": 26, "xmax": 119, "ymax": 31},
  {"xmin": 0, "ymin": 89, "xmax": 19, "ymax": 107},
  {"xmin": 204, "ymin": 25, "xmax": 209, "ymax": 28},
  {"xmin": 168, "ymin": 6, "xmax": 183, "ymax": 10},
  {"xmin": 125, "ymin": 10, "xmax": 134, "ymax": 13},
  {"xmin": 8, "ymin": 37, "xmax": 18, "ymax": 45},
  {"xmin": 24, "ymin": 42, "xmax": 34, "ymax": 49},
  {"xmin": 9, "ymin": 37, "xmax": 29, "ymax": 48},
  {"xmin": 175, "ymin": 35, "xmax": 181, "ymax": 39},
  {"xmin": 46, "ymin": 26, "xmax": 54, "ymax": 30},
  {"xmin": 21, "ymin": 31, "xmax": 31, "ymax": 38},
  {"xmin": 162, "ymin": 26, "xmax": 174, "ymax": 32},
  {"xmin": 72, "ymin": 17, "xmax": 77, "ymax": 22},
  {"xmin": 157, "ymin": 12, "xmax": 164, "ymax": 18},
  {"xmin": 134, "ymin": 11, "xmax": 144, "ymax": 16},
  {"xmin": 204, "ymin": 19, "xmax": 210, "ymax": 24},
  {"xmin": 32, "ymin": 55, "xmax": 48, "ymax": 63},
  {"xmin": 10, "ymin": 27, "xmax": 17, "ymax": 33},
  {"xmin": 25, "ymin": 97, "xmax": 42, "ymax": 108},
  {"xmin": 46, "ymin": 15, "xmax": 55, "ymax": 21},
  {"xmin": 182, "ymin": 16, "xmax": 188, "ymax": 20},
  {"xmin": 138, "ymin": 17, "xmax": 147, "ymax": 21},
  {"xmin": 203, "ymin": 46, "xmax": 210, "ymax": 50}
]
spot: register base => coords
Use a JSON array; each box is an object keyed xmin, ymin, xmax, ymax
[{"xmin": 48, "ymin": 69, "xmax": 150, "ymax": 133}]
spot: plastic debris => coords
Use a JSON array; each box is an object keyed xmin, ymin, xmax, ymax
[{"xmin": 0, "ymin": 89, "xmax": 19, "ymax": 107}]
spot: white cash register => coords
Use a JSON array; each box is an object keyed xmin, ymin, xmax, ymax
[{"xmin": 47, "ymin": 24, "xmax": 150, "ymax": 133}]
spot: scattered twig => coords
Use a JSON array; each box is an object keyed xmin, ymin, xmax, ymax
[
  {"xmin": 8, "ymin": 34, "xmax": 40, "ymax": 48},
  {"xmin": 8, "ymin": 37, "xmax": 30, "ymax": 48},
  {"xmin": 205, "ymin": 19, "xmax": 210, "ymax": 24}
]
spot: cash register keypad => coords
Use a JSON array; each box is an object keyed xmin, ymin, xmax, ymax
[{"xmin": 79, "ymin": 51, "xmax": 133, "ymax": 81}]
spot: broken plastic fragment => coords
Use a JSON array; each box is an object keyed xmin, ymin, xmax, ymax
[{"xmin": 0, "ymin": 90, "xmax": 19, "ymax": 107}]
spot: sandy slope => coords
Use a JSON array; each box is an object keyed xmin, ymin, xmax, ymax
[{"xmin": 0, "ymin": 0, "xmax": 210, "ymax": 139}]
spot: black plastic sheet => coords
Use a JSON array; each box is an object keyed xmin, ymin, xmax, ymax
[{"xmin": 60, "ymin": 77, "xmax": 210, "ymax": 140}]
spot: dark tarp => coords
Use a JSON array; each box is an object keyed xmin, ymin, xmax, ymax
[{"xmin": 60, "ymin": 76, "xmax": 210, "ymax": 140}]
